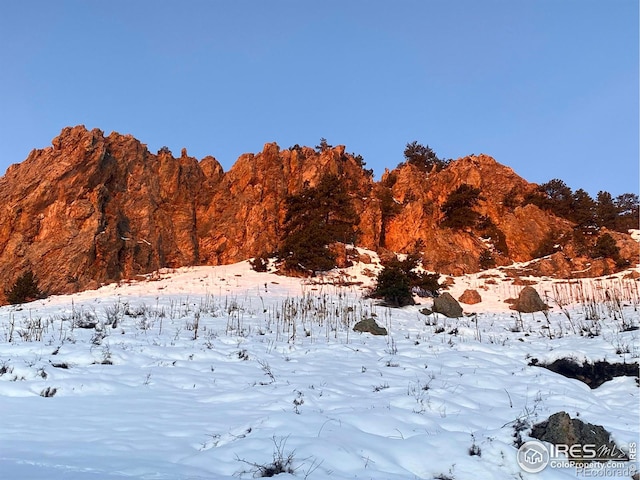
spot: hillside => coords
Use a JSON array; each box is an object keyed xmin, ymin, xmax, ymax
[
  {"xmin": 0, "ymin": 256, "xmax": 638, "ymax": 479},
  {"xmin": 0, "ymin": 126, "xmax": 636, "ymax": 301}
]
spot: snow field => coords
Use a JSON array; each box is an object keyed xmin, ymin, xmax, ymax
[{"xmin": 0, "ymin": 259, "xmax": 638, "ymax": 479}]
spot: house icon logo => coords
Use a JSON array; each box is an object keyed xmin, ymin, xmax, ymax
[{"xmin": 517, "ymin": 440, "xmax": 550, "ymax": 473}]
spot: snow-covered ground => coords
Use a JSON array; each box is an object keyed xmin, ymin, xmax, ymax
[{"xmin": 0, "ymin": 254, "xmax": 638, "ymax": 480}]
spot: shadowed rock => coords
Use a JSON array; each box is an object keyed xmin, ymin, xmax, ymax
[
  {"xmin": 432, "ymin": 292, "xmax": 463, "ymax": 318},
  {"xmin": 511, "ymin": 286, "xmax": 547, "ymax": 313},
  {"xmin": 530, "ymin": 357, "xmax": 639, "ymax": 388},
  {"xmin": 353, "ymin": 318, "xmax": 387, "ymax": 335},
  {"xmin": 531, "ymin": 412, "xmax": 627, "ymax": 460}
]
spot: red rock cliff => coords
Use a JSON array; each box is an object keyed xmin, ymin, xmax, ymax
[
  {"xmin": 0, "ymin": 126, "xmax": 635, "ymax": 299},
  {"xmin": 0, "ymin": 126, "xmax": 215, "ymax": 294}
]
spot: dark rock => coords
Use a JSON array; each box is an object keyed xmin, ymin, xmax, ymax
[
  {"xmin": 531, "ymin": 412, "xmax": 627, "ymax": 460},
  {"xmin": 432, "ymin": 292, "xmax": 463, "ymax": 318},
  {"xmin": 353, "ymin": 318, "xmax": 387, "ymax": 336},
  {"xmin": 511, "ymin": 286, "xmax": 547, "ymax": 313}
]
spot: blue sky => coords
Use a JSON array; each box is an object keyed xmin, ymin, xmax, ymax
[{"xmin": 1, "ymin": 0, "xmax": 638, "ymax": 197}]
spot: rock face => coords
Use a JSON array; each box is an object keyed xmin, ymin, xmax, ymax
[
  {"xmin": 0, "ymin": 126, "xmax": 212, "ymax": 295},
  {"xmin": 380, "ymin": 156, "xmax": 574, "ymax": 274},
  {"xmin": 432, "ymin": 292, "xmax": 464, "ymax": 318},
  {"xmin": 511, "ymin": 286, "xmax": 547, "ymax": 313},
  {"xmin": 197, "ymin": 142, "xmax": 376, "ymax": 265},
  {"xmin": 0, "ymin": 127, "xmax": 375, "ymax": 298},
  {"xmin": 458, "ymin": 289, "xmax": 482, "ymax": 305},
  {"xmin": 0, "ymin": 126, "xmax": 636, "ymax": 301}
]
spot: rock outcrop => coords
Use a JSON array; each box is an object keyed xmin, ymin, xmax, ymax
[
  {"xmin": 0, "ymin": 126, "xmax": 635, "ymax": 301},
  {"xmin": 0, "ymin": 127, "xmax": 376, "ymax": 298},
  {"xmin": 381, "ymin": 156, "xmax": 579, "ymax": 274},
  {"xmin": 0, "ymin": 126, "xmax": 213, "ymax": 295},
  {"xmin": 197, "ymin": 142, "xmax": 376, "ymax": 265}
]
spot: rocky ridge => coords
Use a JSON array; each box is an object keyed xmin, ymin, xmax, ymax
[{"xmin": 0, "ymin": 126, "xmax": 635, "ymax": 300}]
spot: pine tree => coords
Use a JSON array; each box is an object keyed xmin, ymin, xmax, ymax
[
  {"xmin": 370, "ymin": 252, "xmax": 441, "ymax": 307},
  {"xmin": 591, "ymin": 233, "xmax": 620, "ymax": 261},
  {"xmin": 614, "ymin": 193, "xmax": 639, "ymax": 231},
  {"xmin": 5, "ymin": 270, "xmax": 44, "ymax": 305},
  {"xmin": 539, "ymin": 179, "xmax": 574, "ymax": 218},
  {"xmin": 315, "ymin": 138, "xmax": 331, "ymax": 152},
  {"xmin": 371, "ymin": 260, "xmax": 415, "ymax": 307},
  {"xmin": 441, "ymin": 184, "xmax": 482, "ymax": 229},
  {"xmin": 279, "ymin": 174, "xmax": 359, "ymax": 274},
  {"xmin": 403, "ymin": 141, "xmax": 448, "ymax": 172},
  {"xmin": 571, "ymin": 189, "xmax": 596, "ymax": 227},
  {"xmin": 595, "ymin": 191, "xmax": 618, "ymax": 230},
  {"xmin": 526, "ymin": 180, "xmax": 636, "ymax": 232}
]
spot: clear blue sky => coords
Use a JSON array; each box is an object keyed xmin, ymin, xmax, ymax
[{"xmin": 1, "ymin": 0, "xmax": 638, "ymax": 197}]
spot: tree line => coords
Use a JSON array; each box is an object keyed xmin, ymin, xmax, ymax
[{"xmin": 525, "ymin": 179, "xmax": 638, "ymax": 232}]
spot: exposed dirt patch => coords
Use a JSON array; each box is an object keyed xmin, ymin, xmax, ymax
[{"xmin": 530, "ymin": 357, "xmax": 639, "ymax": 388}]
